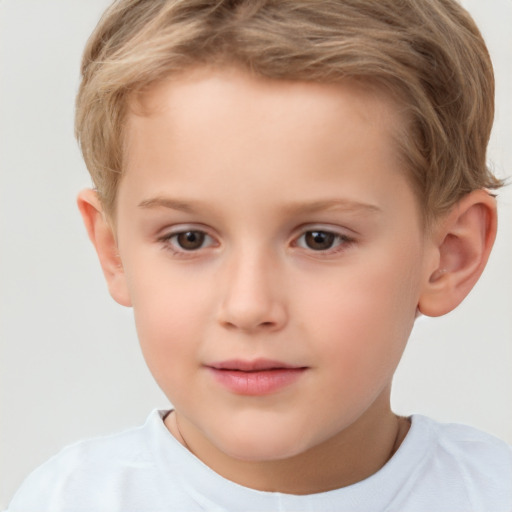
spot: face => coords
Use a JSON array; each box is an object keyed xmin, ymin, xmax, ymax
[{"xmin": 115, "ymin": 67, "xmax": 432, "ymax": 463}]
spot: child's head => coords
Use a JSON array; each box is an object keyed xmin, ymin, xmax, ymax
[
  {"xmin": 76, "ymin": 0, "xmax": 501, "ymax": 491},
  {"xmin": 76, "ymin": 0, "xmax": 502, "ymax": 224}
]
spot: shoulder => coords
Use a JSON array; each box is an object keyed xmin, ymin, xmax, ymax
[
  {"xmin": 6, "ymin": 410, "xmax": 170, "ymax": 512},
  {"xmin": 422, "ymin": 415, "xmax": 512, "ymax": 469},
  {"xmin": 406, "ymin": 415, "xmax": 512, "ymax": 510}
]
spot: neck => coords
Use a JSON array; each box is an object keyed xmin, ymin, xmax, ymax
[{"xmin": 167, "ymin": 393, "xmax": 410, "ymax": 494}]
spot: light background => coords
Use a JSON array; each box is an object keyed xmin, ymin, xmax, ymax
[{"xmin": 0, "ymin": 0, "xmax": 510, "ymax": 507}]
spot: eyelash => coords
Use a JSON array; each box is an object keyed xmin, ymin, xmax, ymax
[
  {"xmin": 293, "ymin": 230, "xmax": 355, "ymax": 255},
  {"xmin": 157, "ymin": 227, "xmax": 355, "ymax": 257},
  {"xmin": 158, "ymin": 229, "xmax": 217, "ymax": 257}
]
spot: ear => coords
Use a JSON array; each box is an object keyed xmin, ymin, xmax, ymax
[
  {"xmin": 418, "ymin": 190, "xmax": 497, "ymax": 317},
  {"xmin": 77, "ymin": 189, "xmax": 132, "ymax": 307}
]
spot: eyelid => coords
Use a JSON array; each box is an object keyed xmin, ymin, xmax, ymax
[
  {"xmin": 293, "ymin": 223, "xmax": 356, "ymax": 239},
  {"xmin": 157, "ymin": 223, "xmax": 214, "ymax": 238},
  {"xmin": 157, "ymin": 224, "xmax": 219, "ymax": 253},
  {"xmin": 292, "ymin": 224, "xmax": 356, "ymax": 253}
]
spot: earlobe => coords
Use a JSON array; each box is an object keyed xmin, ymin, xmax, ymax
[
  {"xmin": 418, "ymin": 190, "xmax": 497, "ymax": 317},
  {"xmin": 77, "ymin": 189, "xmax": 132, "ymax": 307}
]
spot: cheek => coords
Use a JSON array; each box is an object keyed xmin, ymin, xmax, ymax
[
  {"xmin": 303, "ymin": 253, "xmax": 421, "ymax": 384},
  {"xmin": 126, "ymin": 266, "xmax": 211, "ymax": 382},
  {"xmin": 125, "ymin": 249, "xmax": 207, "ymax": 334}
]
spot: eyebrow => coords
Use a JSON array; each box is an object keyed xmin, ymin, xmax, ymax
[
  {"xmin": 281, "ymin": 199, "xmax": 382, "ymax": 216},
  {"xmin": 138, "ymin": 196, "xmax": 382, "ymax": 216},
  {"xmin": 138, "ymin": 197, "xmax": 200, "ymax": 213}
]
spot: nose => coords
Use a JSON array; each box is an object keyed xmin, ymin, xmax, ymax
[{"xmin": 217, "ymin": 248, "xmax": 288, "ymax": 333}]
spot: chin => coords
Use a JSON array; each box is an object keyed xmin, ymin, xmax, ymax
[{"xmin": 214, "ymin": 428, "xmax": 314, "ymax": 463}]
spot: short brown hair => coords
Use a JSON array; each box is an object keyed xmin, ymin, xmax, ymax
[{"xmin": 75, "ymin": 0, "xmax": 503, "ymax": 221}]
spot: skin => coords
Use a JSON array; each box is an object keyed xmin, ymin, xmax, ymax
[{"xmin": 79, "ymin": 66, "xmax": 497, "ymax": 494}]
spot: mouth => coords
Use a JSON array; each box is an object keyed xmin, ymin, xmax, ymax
[{"xmin": 205, "ymin": 359, "xmax": 308, "ymax": 396}]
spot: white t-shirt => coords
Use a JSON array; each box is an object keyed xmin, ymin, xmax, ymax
[{"xmin": 7, "ymin": 410, "xmax": 512, "ymax": 512}]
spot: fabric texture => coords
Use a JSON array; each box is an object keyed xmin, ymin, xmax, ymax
[{"xmin": 6, "ymin": 410, "xmax": 512, "ymax": 512}]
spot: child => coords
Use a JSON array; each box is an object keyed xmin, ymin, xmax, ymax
[{"xmin": 7, "ymin": 0, "xmax": 512, "ymax": 510}]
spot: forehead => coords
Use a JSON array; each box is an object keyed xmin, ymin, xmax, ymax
[
  {"xmin": 125, "ymin": 66, "xmax": 405, "ymax": 172},
  {"xmin": 120, "ymin": 67, "xmax": 416, "ymax": 222},
  {"xmin": 129, "ymin": 66, "xmax": 401, "ymax": 132}
]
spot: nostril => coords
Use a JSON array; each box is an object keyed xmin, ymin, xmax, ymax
[{"xmin": 217, "ymin": 281, "xmax": 288, "ymax": 332}]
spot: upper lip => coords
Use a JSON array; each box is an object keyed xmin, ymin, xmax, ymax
[{"xmin": 206, "ymin": 359, "xmax": 305, "ymax": 372}]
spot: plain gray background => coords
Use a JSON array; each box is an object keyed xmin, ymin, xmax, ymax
[{"xmin": 1, "ymin": 0, "xmax": 511, "ymax": 507}]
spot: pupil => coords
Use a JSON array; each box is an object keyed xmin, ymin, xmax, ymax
[
  {"xmin": 306, "ymin": 231, "xmax": 334, "ymax": 250},
  {"xmin": 177, "ymin": 231, "xmax": 204, "ymax": 250}
]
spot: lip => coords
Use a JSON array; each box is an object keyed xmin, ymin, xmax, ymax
[{"xmin": 205, "ymin": 359, "xmax": 308, "ymax": 396}]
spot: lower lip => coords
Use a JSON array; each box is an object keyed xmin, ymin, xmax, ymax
[{"xmin": 207, "ymin": 367, "xmax": 307, "ymax": 396}]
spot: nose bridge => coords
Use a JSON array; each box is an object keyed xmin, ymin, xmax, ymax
[{"xmin": 218, "ymin": 241, "xmax": 287, "ymax": 332}]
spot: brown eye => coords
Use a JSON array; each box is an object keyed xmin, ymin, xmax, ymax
[
  {"xmin": 304, "ymin": 231, "xmax": 336, "ymax": 250},
  {"xmin": 175, "ymin": 231, "xmax": 206, "ymax": 250}
]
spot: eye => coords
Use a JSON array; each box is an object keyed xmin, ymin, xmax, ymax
[
  {"xmin": 304, "ymin": 231, "xmax": 336, "ymax": 250},
  {"xmin": 175, "ymin": 231, "xmax": 206, "ymax": 250},
  {"xmin": 163, "ymin": 230, "xmax": 215, "ymax": 252},
  {"xmin": 295, "ymin": 229, "xmax": 353, "ymax": 252}
]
